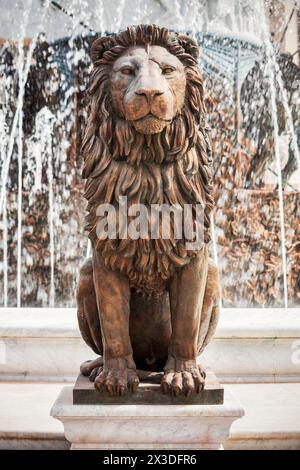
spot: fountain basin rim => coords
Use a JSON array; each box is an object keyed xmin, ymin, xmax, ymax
[{"xmin": 0, "ymin": 307, "xmax": 299, "ymax": 339}]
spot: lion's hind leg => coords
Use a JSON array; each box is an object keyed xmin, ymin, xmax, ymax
[
  {"xmin": 197, "ymin": 258, "xmax": 220, "ymax": 356},
  {"xmin": 77, "ymin": 258, "xmax": 103, "ymax": 380}
]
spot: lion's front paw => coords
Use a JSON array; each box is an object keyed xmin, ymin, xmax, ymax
[
  {"xmin": 161, "ymin": 357, "xmax": 205, "ymax": 396},
  {"xmin": 94, "ymin": 356, "xmax": 139, "ymax": 396}
]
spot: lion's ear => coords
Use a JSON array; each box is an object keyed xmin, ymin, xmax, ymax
[
  {"xmin": 177, "ymin": 34, "xmax": 200, "ymax": 61},
  {"xmin": 91, "ymin": 35, "xmax": 115, "ymax": 64}
]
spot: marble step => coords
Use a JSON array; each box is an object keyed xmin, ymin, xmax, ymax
[
  {"xmin": 0, "ymin": 382, "xmax": 299, "ymax": 450},
  {"xmin": 224, "ymin": 383, "xmax": 300, "ymax": 450},
  {"xmin": 0, "ymin": 382, "xmax": 69, "ymax": 450},
  {"xmin": 0, "ymin": 308, "xmax": 300, "ymax": 382}
]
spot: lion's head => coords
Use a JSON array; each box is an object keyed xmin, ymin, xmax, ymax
[
  {"xmin": 82, "ymin": 25, "xmax": 214, "ymax": 293},
  {"xmin": 109, "ymin": 44, "xmax": 187, "ymax": 134},
  {"xmin": 82, "ymin": 24, "xmax": 207, "ymax": 171}
]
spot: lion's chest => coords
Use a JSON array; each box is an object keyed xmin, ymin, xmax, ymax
[
  {"xmin": 86, "ymin": 157, "xmax": 203, "ymax": 294},
  {"xmin": 96, "ymin": 237, "xmax": 193, "ymax": 295}
]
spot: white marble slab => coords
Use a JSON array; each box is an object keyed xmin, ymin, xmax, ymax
[
  {"xmin": 51, "ymin": 386, "xmax": 244, "ymax": 450},
  {"xmin": 225, "ymin": 383, "xmax": 300, "ymax": 450},
  {"xmin": 1, "ymin": 307, "xmax": 300, "ymax": 338},
  {"xmin": 0, "ymin": 382, "xmax": 69, "ymax": 449},
  {"xmin": 0, "ymin": 308, "xmax": 78, "ymax": 338},
  {"xmin": 1, "ymin": 382, "xmax": 300, "ymax": 450},
  {"xmin": 0, "ymin": 308, "xmax": 299, "ymax": 382}
]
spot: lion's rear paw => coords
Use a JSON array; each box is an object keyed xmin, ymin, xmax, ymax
[
  {"xmin": 94, "ymin": 357, "xmax": 139, "ymax": 396},
  {"xmin": 80, "ymin": 357, "xmax": 103, "ymax": 381},
  {"xmin": 161, "ymin": 357, "xmax": 205, "ymax": 396}
]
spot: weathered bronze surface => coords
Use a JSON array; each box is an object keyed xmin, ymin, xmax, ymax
[{"xmin": 77, "ymin": 24, "xmax": 220, "ymax": 397}]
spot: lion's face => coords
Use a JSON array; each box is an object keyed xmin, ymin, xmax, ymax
[{"xmin": 110, "ymin": 45, "xmax": 186, "ymax": 134}]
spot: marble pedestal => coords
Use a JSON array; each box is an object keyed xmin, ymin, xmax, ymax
[{"xmin": 50, "ymin": 386, "xmax": 244, "ymax": 450}]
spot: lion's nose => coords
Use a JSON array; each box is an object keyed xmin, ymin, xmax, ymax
[{"xmin": 135, "ymin": 88, "xmax": 164, "ymax": 101}]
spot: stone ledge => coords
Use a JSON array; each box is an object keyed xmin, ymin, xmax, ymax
[
  {"xmin": 0, "ymin": 382, "xmax": 68, "ymax": 450},
  {"xmin": 216, "ymin": 308, "xmax": 300, "ymax": 338},
  {"xmin": 0, "ymin": 308, "xmax": 299, "ymax": 382},
  {"xmin": 224, "ymin": 383, "xmax": 300, "ymax": 450},
  {"xmin": 51, "ymin": 386, "xmax": 244, "ymax": 449},
  {"xmin": 0, "ymin": 307, "xmax": 299, "ymax": 338},
  {"xmin": 0, "ymin": 308, "xmax": 78, "ymax": 338},
  {"xmin": 0, "ymin": 382, "xmax": 299, "ymax": 450}
]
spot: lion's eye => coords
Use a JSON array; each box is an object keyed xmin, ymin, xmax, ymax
[
  {"xmin": 120, "ymin": 67, "xmax": 134, "ymax": 76},
  {"xmin": 162, "ymin": 67, "xmax": 175, "ymax": 75}
]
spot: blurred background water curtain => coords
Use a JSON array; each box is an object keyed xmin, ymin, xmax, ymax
[{"xmin": 0, "ymin": 0, "xmax": 299, "ymax": 308}]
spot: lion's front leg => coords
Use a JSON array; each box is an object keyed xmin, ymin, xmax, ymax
[
  {"xmin": 162, "ymin": 246, "xmax": 209, "ymax": 396},
  {"xmin": 92, "ymin": 250, "xmax": 139, "ymax": 395}
]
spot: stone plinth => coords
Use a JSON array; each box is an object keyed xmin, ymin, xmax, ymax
[
  {"xmin": 73, "ymin": 371, "xmax": 224, "ymax": 405},
  {"xmin": 50, "ymin": 385, "xmax": 244, "ymax": 450}
]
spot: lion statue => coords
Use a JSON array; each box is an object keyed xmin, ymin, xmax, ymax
[{"xmin": 77, "ymin": 24, "xmax": 220, "ymax": 397}]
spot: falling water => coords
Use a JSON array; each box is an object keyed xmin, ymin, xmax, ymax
[
  {"xmin": 210, "ymin": 212, "xmax": 223, "ymax": 310},
  {"xmin": 0, "ymin": 1, "xmax": 50, "ymax": 216},
  {"xmin": 17, "ymin": 38, "xmax": 25, "ymax": 308},
  {"xmin": 0, "ymin": 112, "xmax": 8, "ymax": 306},
  {"xmin": 115, "ymin": 0, "xmax": 127, "ymax": 32},
  {"xmin": 47, "ymin": 131, "xmax": 55, "ymax": 308},
  {"xmin": 2, "ymin": 194, "xmax": 7, "ymax": 307},
  {"xmin": 0, "ymin": 42, "xmax": 32, "ymax": 216},
  {"xmin": 0, "ymin": 0, "xmax": 299, "ymax": 308},
  {"xmin": 95, "ymin": 0, "xmax": 106, "ymax": 36},
  {"xmin": 263, "ymin": 29, "xmax": 289, "ymax": 308},
  {"xmin": 275, "ymin": 70, "xmax": 300, "ymax": 171},
  {"xmin": 1, "ymin": 0, "xmax": 50, "ymax": 306},
  {"xmin": 268, "ymin": 63, "xmax": 289, "ymax": 308}
]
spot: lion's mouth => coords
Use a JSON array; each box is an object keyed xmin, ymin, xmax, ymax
[
  {"xmin": 131, "ymin": 114, "xmax": 170, "ymax": 135},
  {"xmin": 133, "ymin": 113, "xmax": 170, "ymax": 123}
]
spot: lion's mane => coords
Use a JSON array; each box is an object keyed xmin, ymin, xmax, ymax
[{"xmin": 81, "ymin": 24, "xmax": 214, "ymax": 295}]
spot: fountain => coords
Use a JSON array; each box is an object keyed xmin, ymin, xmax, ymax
[{"xmin": 0, "ymin": 0, "xmax": 299, "ymax": 308}]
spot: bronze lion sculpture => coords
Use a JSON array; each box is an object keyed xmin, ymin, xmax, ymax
[{"xmin": 77, "ymin": 24, "xmax": 220, "ymax": 396}]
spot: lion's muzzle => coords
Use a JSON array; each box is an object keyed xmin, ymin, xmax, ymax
[{"xmin": 124, "ymin": 73, "xmax": 174, "ymax": 128}]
